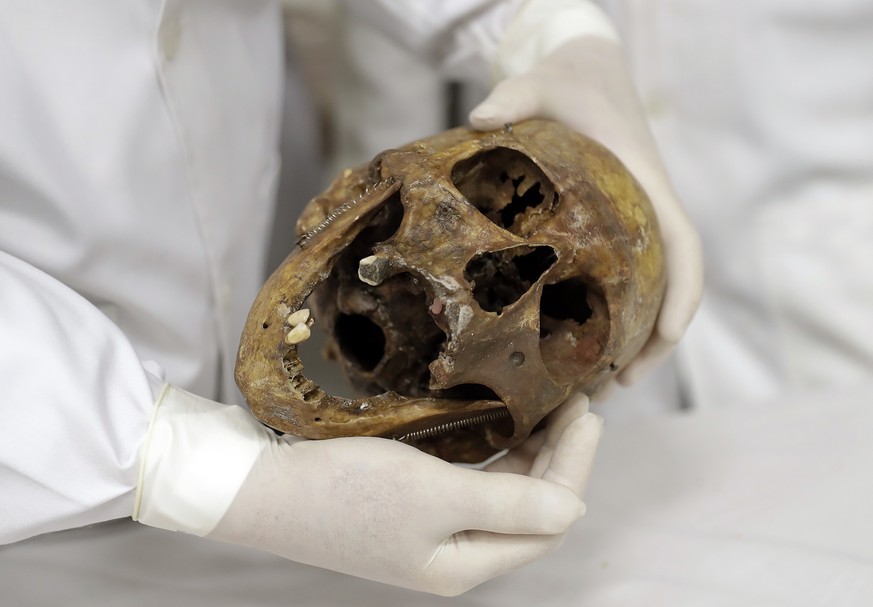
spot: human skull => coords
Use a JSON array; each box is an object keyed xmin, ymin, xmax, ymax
[{"xmin": 235, "ymin": 120, "xmax": 665, "ymax": 462}]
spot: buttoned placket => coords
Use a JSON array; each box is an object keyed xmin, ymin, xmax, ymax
[{"xmin": 154, "ymin": 0, "xmax": 229, "ymax": 398}]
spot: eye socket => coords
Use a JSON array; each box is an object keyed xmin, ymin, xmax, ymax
[
  {"xmin": 451, "ymin": 147, "xmax": 557, "ymax": 237},
  {"xmin": 465, "ymin": 246, "xmax": 557, "ymax": 315}
]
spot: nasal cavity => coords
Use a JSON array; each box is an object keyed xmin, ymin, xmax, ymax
[{"xmin": 465, "ymin": 246, "xmax": 556, "ymax": 314}]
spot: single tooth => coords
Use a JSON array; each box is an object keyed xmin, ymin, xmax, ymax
[
  {"xmin": 285, "ymin": 323, "xmax": 311, "ymax": 345},
  {"xmin": 358, "ymin": 255, "xmax": 390, "ymax": 286},
  {"xmin": 287, "ymin": 308, "xmax": 311, "ymax": 327},
  {"xmin": 359, "ymin": 255, "xmax": 378, "ymax": 265}
]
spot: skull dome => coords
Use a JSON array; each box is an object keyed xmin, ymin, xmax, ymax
[{"xmin": 235, "ymin": 120, "xmax": 665, "ymax": 462}]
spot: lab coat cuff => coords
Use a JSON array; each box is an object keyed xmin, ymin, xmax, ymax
[
  {"xmin": 132, "ymin": 384, "xmax": 272, "ymax": 536},
  {"xmin": 494, "ymin": 0, "xmax": 620, "ymax": 81}
]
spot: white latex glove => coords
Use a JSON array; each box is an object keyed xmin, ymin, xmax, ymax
[
  {"xmin": 134, "ymin": 385, "xmax": 602, "ymax": 596},
  {"xmin": 471, "ymin": 0, "xmax": 704, "ymax": 386}
]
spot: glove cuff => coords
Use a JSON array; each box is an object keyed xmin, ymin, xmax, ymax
[
  {"xmin": 494, "ymin": 0, "xmax": 620, "ymax": 80},
  {"xmin": 132, "ymin": 384, "xmax": 274, "ymax": 536}
]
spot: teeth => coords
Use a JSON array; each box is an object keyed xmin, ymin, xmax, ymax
[
  {"xmin": 285, "ymin": 323, "xmax": 311, "ymax": 345},
  {"xmin": 358, "ymin": 255, "xmax": 391, "ymax": 286},
  {"xmin": 287, "ymin": 308, "xmax": 311, "ymax": 326},
  {"xmin": 284, "ymin": 308, "xmax": 313, "ymax": 345}
]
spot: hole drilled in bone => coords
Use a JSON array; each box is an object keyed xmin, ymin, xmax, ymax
[
  {"xmin": 451, "ymin": 147, "xmax": 557, "ymax": 236},
  {"xmin": 335, "ymin": 313, "xmax": 386, "ymax": 372},
  {"xmin": 465, "ymin": 246, "xmax": 556, "ymax": 314}
]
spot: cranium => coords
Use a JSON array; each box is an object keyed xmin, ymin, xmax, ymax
[{"xmin": 235, "ymin": 120, "xmax": 665, "ymax": 462}]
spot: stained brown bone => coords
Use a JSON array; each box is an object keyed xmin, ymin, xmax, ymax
[
  {"xmin": 234, "ymin": 177, "xmax": 504, "ymax": 441},
  {"xmin": 235, "ymin": 120, "xmax": 665, "ymax": 461}
]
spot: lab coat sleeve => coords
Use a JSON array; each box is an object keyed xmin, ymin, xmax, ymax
[
  {"xmin": 0, "ymin": 250, "xmax": 156, "ymax": 545},
  {"xmin": 341, "ymin": 0, "xmax": 618, "ymax": 81}
]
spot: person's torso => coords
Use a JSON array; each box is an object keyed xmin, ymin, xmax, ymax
[{"xmin": 0, "ymin": 0, "xmax": 285, "ymax": 402}]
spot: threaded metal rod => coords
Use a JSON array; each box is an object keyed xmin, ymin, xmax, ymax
[{"xmin": 396, "ymin": 409, "xmax": 509, "ymax": 443}]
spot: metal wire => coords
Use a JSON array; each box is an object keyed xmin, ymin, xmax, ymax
[{"xmin": 296, "ymin": 178, "xmax": 397, "ymax": 248}]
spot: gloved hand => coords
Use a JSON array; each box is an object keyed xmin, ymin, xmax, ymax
[
  {"xmin": 471, "ymin": 0, "xmax": 703, "ymax": 387},
  {"xmin": 134, "ymin": 384, "xmax": 603, "ymax": 596}
]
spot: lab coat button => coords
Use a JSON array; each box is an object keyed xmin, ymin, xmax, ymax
[{"xmin": 159, "ymin": 15, "xmax": 181, "ymax": 62}]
